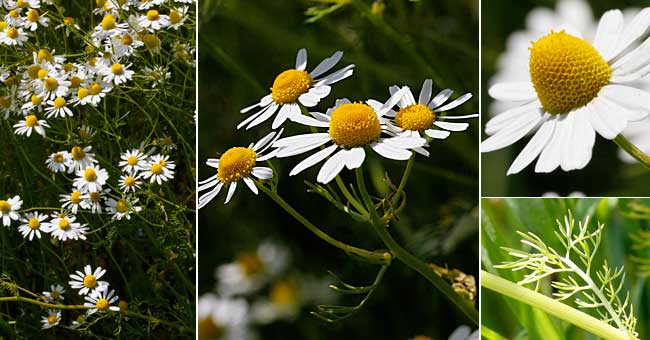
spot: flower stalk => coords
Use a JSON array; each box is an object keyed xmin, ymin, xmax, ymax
[{"xmin": 614, "ymin": 134, "xmax": 650, "ymax": 169}]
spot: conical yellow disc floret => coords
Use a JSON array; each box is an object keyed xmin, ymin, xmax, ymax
[
  {"xmin": 395, "ymin": 104, "xmax": 435, "ymax": 131},
  {"xmin": 217, "ymin": 147, "xmax": 257, "ymax": 184},
  {"xmin": 329, "ymin": 103, "xmax": 381, "ymax": 148},
  {"xmin": 271, "ymin": 69, "xmax": 313, "ymax": 104}
]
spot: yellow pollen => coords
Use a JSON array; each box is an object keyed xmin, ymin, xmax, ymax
[
  {"xmin": 24, "ymin": 115, "xmax": 38, "ymax": 127},
  {"xmin": 30, "ymin": 95, "xmax": 42, "ymax": 105},
  {"xmin": 142, "ymin": 34, "xmax": 160, "ymax": 50},
  {"xmin": 69, "ymin": 76, "xmax": 82, "ymax": 88},
  {"xmin": 88, "ymin": 58, "xmax": 97, "ymax": 67},
  {"xmin": 127, "ymin": 155, "xmax": 138, "ymax": 165},
  {"xmin": 89, "ymin": 192, "xmax": 100, "ymax": 202},
  {"xmin": 64, "ymin": 63, "xmax": 75, "ymax": 72},
  {"xmin": 27, "ymin": 65, "xmax": 41, "ymax": 79},
  {"xmin": 27, "ymin": 9, "xmax": 39, "ymax": 22},
  {"xmin": 70, "ymin": 191, "xmax": 82, "ymax": 204},
  {"xmin": 0, "ymin": 200, "xmax": 11, "ymax": 213},
  {"xmin": 77, "ymin": 88, "xmax": 89, "ymax": 99},
  {"xmin": 530, "ymin": 31, "xmax": 611, "ymax": 114},
  {"xmin": 170, "ymin": 10, "xmax": 182, "ymax": 24},
  {"xmin": 124, "ymin": 176, "xmax": 136, "ymax": 186},
  {"xmin": 111, "ymin": 63, "xmax": 124, "ymax": 75},
  {"xmin": 37, "ymin": 69, "xmax": 48, "ymax": 79},
  {"xmin": 270, "ymin": 280, "xmax": 299, "ymax": 306},
  {"xmin": 6, "ymin": 27, "xmax": 19, "ymax": 39},
  {"xmin": 146, "ymin": 9, "xmax": 159, "ymax": 21},
  {"xmin": 58, "ymin": 218, "xmax": 70, "ymax": 230},
  {"xmin": 83, "ymin": 274, "xmax": 97, "ymax": 288},
  {"xmin": 329, "ymin": 103, "xmax": 381, "ymax": 148},
  {"xmin": 101, "ymin": 14, "xmax": 116, "ymax": 31},
  {"xmin": 47, "ymin": 314, "xmax": 57, "ymax": 324},
  {"xmin": 150, "ymin": 163, "xmax": 163, "ymax": 175},
  {"xmin": 89, "ymin": 83, "xmax": 102, "ymax": 95},
  {"xmin": 44, "ymin": 77, "xmax": 58, "ymax": 91},
  {"xmin": 17, "ymin": 0, "xmax": 28, "ymax": 8},
  {"xmin": 235, "ymin": 252, "xmax": 264, "ymax": 276},
  {"xmin": 9, "ymin": 10, "xmax": 19, "ymax": 18},
  {"xmin": 64, "ymin": 17, "xmax": 74, "ymax": 26},
  {"xmin": 84, "ymin": 168, "xmax": 98, "ymax": 182},
  {"xmin": 50, "ymin": 290, "xmax": 59, "ymax": 298},
  {"xmin": 71, "ymin": 146, "xmax": 85, "ymax": 160},
  {"xmin": 216, "ymin": 147, "xmax": 257, "ymax": 184},
  {"xmin": 38, "ymin": 49, "xmax": 53, "ymax": 63},
  {"xmin": 28, "ymin": 217, "xmax": 40, "ymax": 229},
  {"xmin": 53, "ymin": 97, "xmax": 66, "ymax": 108},
  {"xmin": 115, "ymin": 199, "xmax": 129, "ymax": 213},
  {"xmin": 0, "ymin": 22, "xmax": 6, "ymax": 31},
  {"xmin": 271, "ymin": 69, "xmax": 313, "ymax": 104},
  {"xmin": 395, "ymin": 103, "xmax": 436, "ymax": 131},
  {"xmin": 159, "ymin": 159, "xmax": 167, "ymax": 167},
  {"xmin": 121, "ymin": 34, "xmax": 133, "ymax": 45},
  {"xmin": 53, "ymin": 153, "xmax": 64, "ymax": 163},
  {"xmin": 96, "ymin": 298, "xmax": 109, "ymax": 311}
]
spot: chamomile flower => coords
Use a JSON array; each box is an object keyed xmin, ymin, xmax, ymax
[
  {"xmin": 119, "ymin": 148, "xmax": 147, "ymax": 174},
  {"xmin": 55, "ymin": 16, "xmax": 80, "ymax": 37},
  {"xmin": 43, "ymin": 284, "xmax": 65, "ymax": 302},
  {"xmin": 60, "ymin": 190, "xmax": 84, "ymax": 214},
  {"xmin": 69, "ymin": 265, "xmax": 109, "ymax": 296},
  {"xmin": 119, "ymin": 174, "xmax": 142, "ymax": 193},
  {"xmin": 13, "ymin": 114, "xmax": 49, "ymax": 136},
  {"xmin": 78, "ymin": 124, "xmax": 96, "ymax": 140},
  {"xmin": 21, "ymin": 93, "xmax": 44, "ymax": 112},
  {"xmin": 138, "ymin": 9, "xmax": 169, "ymax": 31},
  {"xmin": 383, "ymin": 80, "xmax": 477, "ymax": 154},
  {"xmin": 0, "ymin": 26, "xmax": 28, "ymax": 46},
  {"xmin": 67, "ymin": 145, "xmax": 98, "ymax": 173},
  {"xmin": 48, "ymin": 211, "xmax": 88, "ymax": 241},
  {"xmin": 482, "ymin": 9, "xmax": 650, "ymax": 174},
  {"xmin": 17, "ymin": 211, "xmax": 48, "ymax": 240},
  {"xmin": 44, "ymin": 96, "xmax": 73, "ymax": 118},
  {"xmin": 84, "ymin": 289, "xmax": 120, "ymax": 314},
  {"xmin": 22, "ymin": 8, "xmax": 49, "ymax": 31},
  {"xmin": 273, "ymin": 89, "xmax": 426, "ymax": 184},
  {"xmin": 92, "ymin": 14, "xmax": 127, "ymax": 41},
  {"xmin": 40, "ymin": 310, "xmax": 60, "ymax": 329},
  {"xmin": 100, "ymin": 62, "xmax": 134, "ymax": 85},
  {"xmin": 73, "ymin": 165, "xmax": 109, "ymax": 193},
  {"xmin": 45, "ymin": 151, "xmax": 70, "ymax": 173},
  {"xmin": 198, "ymin": 294, "xmax": 255, "ymax": 340},
  {"xmin": 6, "ymin": 0, "xmax": 41, "ymax": 10},
  {"xmin": 81, "ymin": 189, "xmax": 110, "ymax": 214},
  {"xmin": 142, "ymin": 65, "xmax": 170, "ymax": 88},
  {"xmin": 109, "ymin": 32, "xmax": 142, "ymax": 58},
  {"xmin": 0, "ymin": 195, "xmax": 22, "ymax": 227},
  {"xmin": 198, "ymin": 129, "xmax": 281, "ymax": 208},
  {"xmin": 105, "ymin": 196, "xmax": 141, "ymax": 220},
  {"xmin": 38, "ymin": 73, "xmax": 69, "ymax": 101},
  {"xmin": 140, "ymin": 154, "xmax": 175, "ymax": 184},
  {"xmin": 167, "ymin": 6, "xmax": 188, "ymax": 29},
  {"xmin": 75, "ymin": 81, "xmax": 111, "ymax": 106},
  {"xmin": 239, "ymin": 48, "xmax": 355, "ymax": 130}
]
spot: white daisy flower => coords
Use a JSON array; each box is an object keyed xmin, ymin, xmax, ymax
[
  {"xmin": 84, "ymin": 289, "xmax": 120, "ymax": 314},
  {"xmin": 13, "ymin": 114, "xmax": 49, "ymax": 137},
  {"xmin": 198, "ymin": 129, "xmax": 281, "ymax": 208},
  {"xmin": 21, "ymin": 94, "xmax": 45, "ymax": 113},
  {"xmin": 92, "ymin": 14, "xmax": 128, "ymax": 42},
  {"xmin": 45, "ymin": 151, "xmax": 70, "ymax": 173},
  {"xmin": 198, "ymin": 294, "xmax": 256, "ymax": 340},
  {"xmin": 482, "ymin": 9, "xmax": 650, "ymax": 174},
  {"xmin": 273, "ymin": 88, "xmax": 426, "ymax": 184},
  {"xmin": 40, "ymin": 309, "xmax": 60, "ymax": 329},
  {"xmin": 118, "ymin": 148, "xmax": 147, "ymax": 174},
  {"xmin": 4, "ymin": 9, "xmax": 25, "ymax": 27},
  {"xmin": 73, "ymin": 165, "xmax": 109, "ymax": 193},
  {"xmin": 167, "ymin": 6, "xmax": 188, "ymax": 30},
  {"xmin": 139, "ymin": 154, "xmax": 175, "ymax": 185},
  {"xmin": 5, "ymin": 0, "xmax": 41, "ymax": 10},
  {"xmin": 448, "ymin": 325, "xmax": 479, "ymax": 340},
  {"xmin": 47, "ymin": 212, "xmax": 88, "ymax": 241},
  {"xmin": 44, "ymin": 96, "xmax": 73, "ymax": 118},
  {"xmin": 239, "ymin": 48, "xmax": 355, "ymax": 130},
  {"xmin": 74, "ymin": 81, "xmax": 111, "ymax": 107},
  {"xmin": 382, "ymin": 80, "xmax": 477, "ymax": 157},
  {"xmin": 0, "ymin": 26, "xmax": 28, "ymax": 46},
  {"xmin": 68, "ymin": 265, "xmax": 109, "ymax": 296},
  {"xmin": 250, "ymin": 278, "xmax": 302, "ymax": 324},
  {"xmin": 0, "ymin": 195, "xmax": 22, "ymax": 227},
  {"xmin": 78, "ymin": 124, "xmax": 96, "ymax": 140},
  {"xmin": 55, "ymin": 16, "xmax": 80, "ymax": 37},
  {"xmin": 138, "ymin": 9, "xmax": 169, "ymax": 31},
  {"xmin": 142, "ymin": 65, "xmax": 170, "ymax": 88},
  {"xmin": 17, "ymin": 211, "xmax": 49, "ymax": 241},
  {"xmin": 67, "ymin": 145, "xmax": 98, "ymax": 173},
  {"xmin": 81, "ymin": 189, "xmax": 110, "ymax": 214},
  {"xmin": 60, "ymin": 190, "xmax": 84, "ymax": 214},
  {"xmin": 105, "ymin": 196, "xmax": 142, "ymax": 220},
  {"xmin": 22, "ymin": 8, "xmax": 49, "ymax": 31},
  {"xmin": 119, "ymin": 174, "xmax": 142, "ymax": 193},
  {"xmin": 109, "ymin": 32, "xmax": 142, "ymax": 58},
  {"xmin": 38, "ymin": 73, "xmax": 70, "ymax": 101},
  {"xmin": 43, "ymin": 284, "xmax": 65, "ymax": 302}
]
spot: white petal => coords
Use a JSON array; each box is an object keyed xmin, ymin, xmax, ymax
[
  {"xmin": 341, "ymin": 147, "xmax": 365, "ymax": 170},
  {"xmin": 276, "ymin": 136, "xmax": 331, "ymax": 158},
  {"xmin": 535, "ymin": 117, "xmax": 565, "ymax": 173},
  {"xmin": 598, "ymin": 84, "xmax": 650, "ymax": 122},
  {"xmin": 488, "ymin": 82, "xmax": 537, "ymax": 102},
  {"xmin": 589, "ymin": 97, "xmax": 627, "ymax": 139},
  {"xmin": 507, "ymin": 119, "xmax": 556, "ymax": 175},
  {"xmin": 609, "ymin": 8, "xmax": 650, "ymax": 60},
  {"xmin": 274, "ymin": 133, "xmax": 330, "ymax": 148},
  {"xmin": 254, "ymin": 129, "xmax": 284, "ymax": 153},
  {"xmin": 295, "ymin": 48, "xmax": 307, "ymax": 71},
  {"xmin": 481, "ymin": 108, "xmax": 544, "ymax": 152},
  {"xmin": 288, "ymin": 114, "xmax": 330, "ymax": 127},
  {"xmin": 370, "ymin": 141, "xmax": 412, "ymax": 160},
  {"xmin": 243, "ymin": 177, "xmax": 258, "ymax": 195},
  {"xmin": 485, "ymin": 101, "xmax": 541, "ymax": 135},
  {"xmin": 271, "ymin": 105, "xmax": 292, "ymax": 129},
  {"xmin": 436, "ymin": 93, "xmax": 472, "ymax": 112},
  {"xmin": 377, "ymin": 87, "xmax": 408, "ymax": 117},
  {"xmin": 592, "ymin": 9, "xmax": 624, "ymax": 60},
  {"xmin": 251, "ymin": 167, "xmax": 273, "ymax": 179},
  {"xmin": 424, "ymin": 129, "xmax": 450, "ymax": 139},
  {"xmin": 298, "ymin": 93, "xmax": 321, "ymax": 107},
  {"xmin": 564, "ymin": 107, "xmax": 595, "ymax": 171},
  {"xmin": 428, "ymin": 89, "xmax": 453, "ymax": 109},
  {"xmin": 289, "ymin": 144, "xmax": 338, "ymax": 176},
  {"xmin": 310, "ymin": 51, "xmax": 342, "ymax": 78},
  {"xmin": 418, "ymin": 79, "xmax": 433, "ymax": 105},
  {"xmin": 433, "ymin": 121, "xmax": 469, "ymax": 131},
  {"xmin": 224, "ymin": 182, "xmax": 237, "ymax": 204},
  {"xmin": 316, "ymin": 150, "xmax": 347, "ymax": 184},
  {"xmin": 316, "ymin": 64, "xmax": 355, "ymax": 85},
  {"xmin": 245, "ymin": 103, "xmax": 279, "ymax": 130}
]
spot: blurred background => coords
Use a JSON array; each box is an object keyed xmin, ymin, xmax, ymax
[
  {"xmin": 482, "ymin": 0, "xmax": 650, "ymax": 197},
  {"xmin": 198, "ymin": 0, "xmax": 478, "ymax": 339},
  {"xmin": 482, "ymin": 197, "xmax": 650, "ymax": 339}
]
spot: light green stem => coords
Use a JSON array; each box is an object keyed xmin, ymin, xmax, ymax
[
  {"xmin": 0, "ymin": 296, "xmax": 90, "ymax": 310},
  {"xmin": 481, "ymin": 271, "xmax": 633, "ymax": 340},
  {"xmin": 392, "ymin": 154, "xmax": 415, "ymax": 205},
  {"xmin": 614, "ymin": 134, "xmax": 650, "ymax": 169}
]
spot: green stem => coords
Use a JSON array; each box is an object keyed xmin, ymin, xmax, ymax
[
  {"xmin": 0, "ymin": 296, "xmax": 90, "ymax": 310},
  {"xmin": 481, "ymin": 271, "xmax": 633, "ymax": 340},
  {"xmin": 258, "ymin": 183, "xmax": 391, "ymax": 265},
  {"xmin": 354, "ymin": 168, "xmax": 478, "ymax": 325},
  {"xmin": 614, "ymin": 134, "xmax": 650, "ymax": 169},
  {"xmin": 334, "ymin": 176, "xmax": 368, "ymax": 215},
  {"xmin": 392, "ymin": 154, "xmax": 415, "ymax": 205}
]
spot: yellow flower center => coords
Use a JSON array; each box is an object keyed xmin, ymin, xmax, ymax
[
  {"xmin": 25, "ymin": 115, "xmax": 38, "ymax": 127},
  {"xmin": 50, "ymin": 290, "xmax": 59, "ymax": 298},
  {"xmin": 530, "ymin": 31, "xmax": 611, "ymax": 114},
  {"xmin": 96, "ymin": 298, "xmax": 109, "ymax": 311},
  {"xmin": 329, "ymin": 103, "xmax": 381, "ymax": 148},
  {"xmin": 235, "ymin": 252, "xmax": 264, "ymax": 276},
  {"xmin": 0, "ymin": 200, "xmax": 10, "ymax": 213},
  {"xmin": 17, "ymin": 0, "xmax": 28, "ymax": 8},
  {"xmin": 37, "ymin": 69, "xmax": 48, "ymax": 79},
  {"xmin": 410, "ymin": 336, "xmax": 433, "ymax": 340},
  {"xmin": 150, "ymin": 163, "xmax": 163, "ymax": 175},
  {"xmin": 121, "ymin": 34, "xmax": 133, "ymax": 45},
  {"xmin": 84, "ymin": 168, "xmax": 98, "ymax": 182},
  {"xmin": 146, "ymin": 9, "xmax": 159, "ymax": 21},
  {"xmin": 64, "ymin": 63, "xmax": 74, "ymax": 72},
  {"xmin": 6, "ymin": 27, "xmax": 19, "ymax": 39},
  {"xmin": 30, "ymin": 95, "xmax": 42, "ymax": 105},
  {"xmin": 0, "ymin": 22, "xmax": 6, "ymax": 31},
  {"xmin": 69, "ymin": 75, "xmax": 82, "ymax": 88},
  {"xmin": 71, "ymin": 146, "xmax": 85, "ymax": 160},
  {"xmin": 88, "ymin": 58, "xmax": 97, "ymax": 67},
  {"xmin": 89, "ymin": 192, "xmax": 100, "ymax": 202},
  {"xmin": 216, "ymin": 147, "xmax": 257, "ymax": 184},
  {"xmin": 38, "ymin": 49, "xmax": 53, "ymax": 63},
  {"xmin": 89, "ymin": 83, "xmax": 102, "ymax": 95},
  {"xmin": 64, "ymin": 17, "xmax": 74, "ymax": 26},
  {"xmin": 101, "ymin": 14, "xmax": 116, "ymax": 31},
  {"xmin": 77, "ymin": 88, "xmax": 89, "ymax": 99},
  {"xmin": 115, "ymin": 199, "xmax": 129, "ymax": 213},
  {"xmin": 395, "ymin": 103, "xmax": 435, "ymax": 131},
  {"xmin": 127, "ymin": 155, "xmax": 138, "ymax": 165},
  {"xmin": 170, "ymin": 10, "xmax": 182, "ymax": 24},
  {"xmin": 0, "ymin": 97, "xmax": 8, "ymax": 108},
  {"xmin": 83, "ymin": 274, "xmax": 96, "ymax": 288},
  {"xmin": 8, "ymin": 10, "xmax": 19, "ymax": 18},
  {"xmin": 58, "ymin": 218, "xmax": 70, "ymax": 230},
  {"xmin": 270, "ymin": 280, "xmax": 299, "ymax": 306},
  {"xmin": 27, "ymin": 9, "xmax": 39, "ymax": 22},
  {"xmin": 47, "ymin": 314, "xmax": 57, "ymax": 324},
  {"xmin": 142, "ymin": 34, "xmax": 160, "ymax": 49},
  {"xmin": 53, "ymin": 97, "xmax": 66, "ymax": 108},
  {"xmin": 28, "ymin": 217, "xmax": 40, "ymax": 229},
  {"xmin": 70, "ymin": 191, "xmax": 82, "ymax": 204},
  {"xmin": 271, "ymin": 69, "xmax": 313, "ymax": 104},
  {"xmin": 124, "ymin": 176, "xmax": 136, "ymax": 186},
  {"xmin": 27, "ymin": 65, "xmax": 41, "ymax": 79},
  {"xmin": 96, "ymin": 0, "xmax": 106, "ymax": 7},
  {"xmin": 111, "ymin": 63, "xmax": 123, "ymax": 75},
  {"xmin": 53, "ymin": 153, "xmax": 64, "ymax": 163},
  {"xmin": 44, "ymin": 77, "xmax": 59, "ymax": 91}
]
